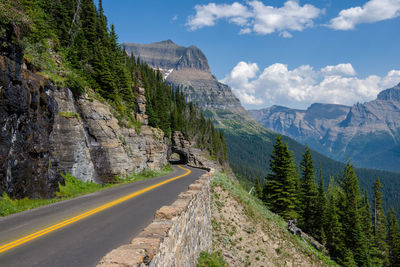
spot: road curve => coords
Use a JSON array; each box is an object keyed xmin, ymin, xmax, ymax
[{"xmin": 0, "ymin": 165, "xmax": 206, "ymax": 267}]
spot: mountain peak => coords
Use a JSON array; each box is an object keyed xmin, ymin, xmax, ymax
[
  {"xmin": 123, "ymin": 40, "xmax": 210, "ymax": 72},
  {"xmin": 377, "ymin": 83, "xmax": 400, "ymax": 101},
  {"xmin": 175, "ymin": 45, "xmax": 210, "ymax": 72},
  {"xmin": 158, "ymin": 39, "xmax": 175, "ymax": 45}
]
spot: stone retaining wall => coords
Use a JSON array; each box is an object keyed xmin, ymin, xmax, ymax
[{"xmin": 97, "ymin": 168, "xmax": 214, "ymax": 267}]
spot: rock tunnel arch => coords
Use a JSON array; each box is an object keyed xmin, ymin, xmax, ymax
[{"xmin": 167, "ymin": 147, "xmax": 188, "ymax": 164}]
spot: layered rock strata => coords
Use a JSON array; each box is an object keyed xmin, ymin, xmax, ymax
[
  {"xmin": 97, "ymin": 169, "xmax": 214, "ymax": 267},
  {"xmin": 49, "ymin": 89, "xmax": 168, "ymax": 183},
  {"xmin": 122, "ymin": 40, "xmax": 248, "ymax": 117},
  {"xmin": 1, "ymin": 53, "xmax": 168, "ymax": 197}
]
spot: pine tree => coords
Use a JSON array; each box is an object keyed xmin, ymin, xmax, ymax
[
  {"xmin": 324, "ymin": 178, "xmax": 345, "ymax": 261},
  {"xmin": 371, "ymin": 177, "xmax": 389, "ymax": 266},
  {"xmin": 263, "ymin": 135, "xmax": 299, "ymax": 220},
  {"xmin": 339, "ymin": 161, "xmax": 370, "ymax": 266},
  {"xmin": 387, "ymin": 208, "xmax": 400, "ymax": 266},
  {"xmin": 315, "ymin": 167, "xmax": 326, "ymax": 244},
  {"xmin": 360, "ymin": 191, "xmax": 373, "ymax": 259},
  {"xmin": 299, "ymin": 146, "xmax": 318, "ymax": 236}
]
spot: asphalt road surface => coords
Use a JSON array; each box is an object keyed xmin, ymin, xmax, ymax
[{"xmin": 0, "ymin": 165, "xmax": 206, "ymax": 267}]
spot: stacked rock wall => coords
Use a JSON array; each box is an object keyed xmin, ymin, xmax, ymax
[{"xmin": 98, "ymin": 169, "xmax": 214, "ymax": 267}]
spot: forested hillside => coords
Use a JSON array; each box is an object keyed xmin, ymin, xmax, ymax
[
  {"xmin": 259, "ymin": 136, "xmax": 400, "ymax": 266},
  {"xmin": 209, "ymin": 109, "xmax": 400, "ymax": 218},
  {"xmin": 0, "ymin": 0, "xmax": 227, "ymax": 164}
]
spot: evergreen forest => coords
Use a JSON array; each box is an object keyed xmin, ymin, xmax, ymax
[{"xmin": 259, "ymin": 135, "xmax": 400, "ymax": 266}]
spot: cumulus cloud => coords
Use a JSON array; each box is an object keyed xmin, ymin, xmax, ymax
[
  {"xmin": 328, "ymin": 0, "xmax": 400, "ymax": 30},
  {"xmin": 320, "ymin": 63, "xmax": 356, "ymax": 76},
  {"xmin": 187, "ymin": 2, "xmax": 251, "ymax": 30},
  {"xmin": 221, "ymin": 62, "xmax": 400, "ymax": 109},
  {"xmin": 186, "ymin": 1, "xmax": 322, "ymax": 37}
]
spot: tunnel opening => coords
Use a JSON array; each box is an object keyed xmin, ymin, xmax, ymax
[{"xmin": 168, "ymin": 148, "xmax": 188, "ymax": 165}]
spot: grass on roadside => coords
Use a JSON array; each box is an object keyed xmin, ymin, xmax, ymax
[
  {"xmin": 0, "ymin": 193, "xmax": 60, "ymax": 217},
  {"xmin": 0, "ymin": 164, "xmax": 173, "ymax": 217}
]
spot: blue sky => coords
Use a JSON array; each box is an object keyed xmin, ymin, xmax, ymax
[{"xmin": 102, "ymin": 0, "xmax": 400, "ymax": 109}]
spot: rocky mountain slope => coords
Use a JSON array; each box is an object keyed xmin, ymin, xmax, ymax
[
  {"xmin": 250, "ymin": 83, "xmax": 400, "ymax": 172},
  {"xmin": 123, "ymin": 40, "xmax": 248, "ymax": 116},
  {"xmin": 0, "ymin": 52, "xmax": 168, "ymax": 198}
]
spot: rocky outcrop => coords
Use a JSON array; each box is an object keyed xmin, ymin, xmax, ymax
[
  {"xmin": 122, "ymin": 40, "xmax": 247, "ymax": 116},
  {"xmin": 49, "ymin": 88, "xmax": 96, "ymax": 182},
  {"xmin": 0, "ymin": 55, "xmax": 61, "ymax": 198},
  {"xmin": 169, "ymin": 131, "xmax": 205, "ymax": 168},
  {"xmin": 50, "ymin": 90, "xmax": 168, "ymax": 183},
  {"xmin": 97, "ymin": 169, "xmax": 213, "ymax": 267},
  {"xmin": 1, "ymin": 53, "xmax": 169, "ymax": 197},
  {"xmin": 123, "ymin": 40, "xmax": 210, "ymax": 73},
  {"xmin": 250, "ymin": 83, "xmax": 400, "ymax": 172}
]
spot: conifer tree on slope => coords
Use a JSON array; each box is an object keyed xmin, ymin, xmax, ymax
[
  {"xmin": 263, "ymin": 135, "xmax": 299, "ymax": 220},
  {"xmin": 315, "ymin": 168, "xmax": 326, "ymax": 244},
  {"xmin": 360, "ymin": 191, "xmax": 373, "ymax": 261},
  {"xmin": 387, "ymin": 208, "xmax": 400, "ymax": 266},
  {"xmin": 324, "ymin": 178, "xmax": 345, "ymax": 261},
  {"xmin": 371, "ymin": 177, "xmax": 389, "ymax": 266},
  {"xmin": 299, "ymin": 146, "xmax": 318, "ymax": 236},
  {"xmin": 338, "ymin": 161, "xmax": 370, "ymax": 266}
]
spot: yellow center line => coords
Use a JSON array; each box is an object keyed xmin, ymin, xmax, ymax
[{"xmin": 0, "ymin": 165, "xmax": 191, "ymax": 254}]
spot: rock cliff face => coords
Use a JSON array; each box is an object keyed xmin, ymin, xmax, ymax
[
  {"xmin": 0, "ymin": 55, "xmax": 61, "ymax": 198},
  {"xmin": 123, "ymin": 40, "xmax": 210, "ymax": 73},
  {"xmin": 250, "ymin": 83, "xmax": 400, "ymax": 172},
  {"xmin": 123, "ymin": 40, "xmax": 247, "ymax": 116},
  {"xmin": 49, "ymin": 87, "xmax": 169, "ymax": 183},
  {"xmin": 0, "ymin": 54, "xmax": 168, "ymax": 198}
]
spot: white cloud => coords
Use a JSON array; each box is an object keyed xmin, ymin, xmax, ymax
[
  {"xmin": 321, "ymin": 63, "xmax": 356, "ymax": 76},
  {"xmin": 279, "ymin": 31, "xmax": 293, "ymax": 38},
  {"xmin": 328, "ymin": 0, "xmax": 400, "ymax": 30},
  {"xmin": 186, "ymin": 1, "xmax": 323, "ymax": 37},
  {"xmin": 249, "ymin": 0, "xmax": 321, "ymax": 34},
  {"xmin": 221, "ymin": 62, "xmax": 400, "ymax": 109},
  {"xmin": 187, "ymin": 2, "xmax": 251, "ymax": 30}
]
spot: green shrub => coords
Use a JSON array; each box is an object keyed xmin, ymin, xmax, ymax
[
  {"xmin": 197, "ymin": 251, "xmax": 227, "ymax": 267},
  {"xmin": 0, "ymin": 192, "xmax": 19, "ymax": 216},
  {"xmin": 65, "ymin": 74, "xmax": 86, "ymax": 99},
  {"xmin": 57, "ymin": 173, "xmax": 104, "ymax": 198}
]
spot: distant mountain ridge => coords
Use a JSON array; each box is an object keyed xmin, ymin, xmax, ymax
[
  {"xmin": 250, "ymin": 83, "xmax": 400, "ymax": 172},
  {"xmin": 123, "ymin": 40, "xmax": 210, "ymax": 73},
  {"xmin": 123, "ymin": 40, "xmax": 248, "ymax": 116}
]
